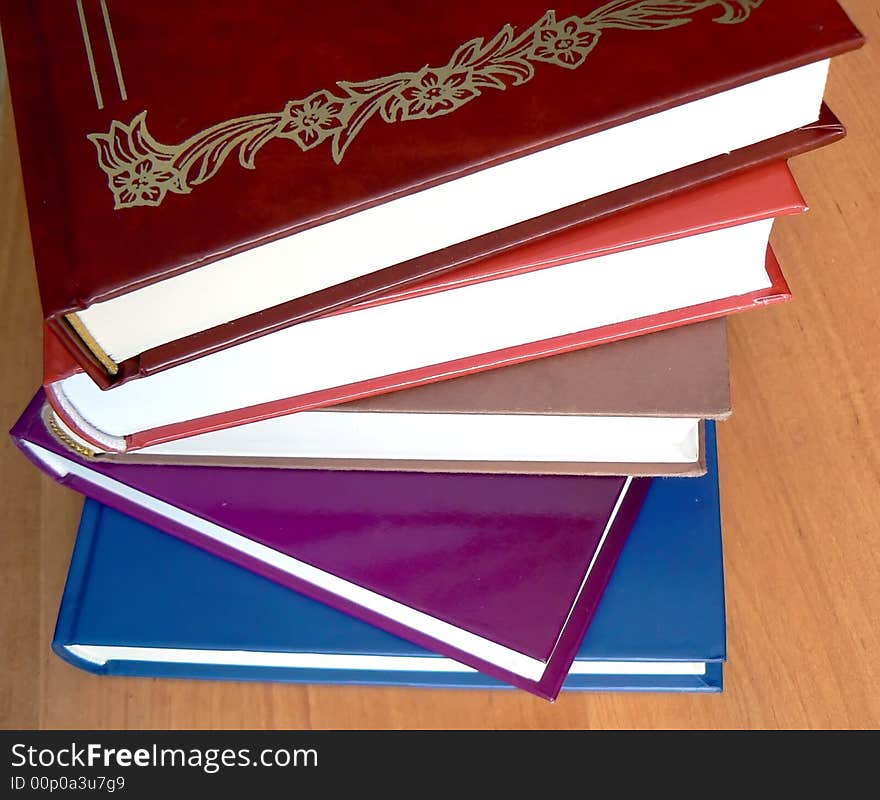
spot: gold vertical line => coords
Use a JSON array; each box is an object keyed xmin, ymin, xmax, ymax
[
  {"xmin": 75, "ymin": 0, "xmax": 104, "ymax": 109},
  {"xmin": 99, "ymin": 0, "xmax": 127, "ymax": 101}
]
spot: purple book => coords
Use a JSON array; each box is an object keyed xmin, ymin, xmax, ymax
[{"xmin": 12, "ymin": 391, "xmax": 650, "ymax": 699}]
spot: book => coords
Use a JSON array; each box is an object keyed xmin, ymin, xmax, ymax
[
  {"xmin": 1, "ymin": 0, "xmax": 862, "ymax": 387},
  {"xmin": 45, "ymin": 159, "xmax": 801, "ymax": 454},
  {"xmin": 44, "ymin": 313, "xmax": 730, "ymax": 476},
  {"xmin": 56, "ymin": 418, "xmax": 724, "ymax": 693},
  {"xmin": 12, "ymin": 390, "xmax": 650, "ymax": 700}
]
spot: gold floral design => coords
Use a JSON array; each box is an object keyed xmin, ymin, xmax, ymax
[
  {"xmin": 111, "ymin": 157, "xmax": 178, "ymax": 206},
  {"xmin": 531, "ymin": 16, "xmax": 601, "ymax": 68},
  {"xmin": 278, "ymin": 91, "xmax": 352, "ymax": 150},
  {"xmin": 384, "ymin": 69, "xmax": 480, "ymax": 120},
  {"xmin": 89, "ymin": 1, "xmax": 765, "ymax": 209},
  {"xmin": 91, "ymin": 115, "xmax": 185, "ymax": 208}
]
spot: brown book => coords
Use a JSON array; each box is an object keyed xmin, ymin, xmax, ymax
[
  {"xmin": 342, "ymin": 316, "xmax": 729, "ymax": 418},
  {"xmin": 75, "ymin": 319, "xmax": 730, "ymax": 476}
]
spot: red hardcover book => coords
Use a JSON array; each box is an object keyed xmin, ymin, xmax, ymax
[
  {"xmin": 1, "ymin": 0, "xmax": 862, "ymax": 387},
  {"xmin": 46, "ymin": 161, "xmax": 800, "ymax": 454}
]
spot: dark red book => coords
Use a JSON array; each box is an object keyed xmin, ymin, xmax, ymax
[{"xmin": 1, "ymin": 0, "xmax": 862, "ymax": 387}]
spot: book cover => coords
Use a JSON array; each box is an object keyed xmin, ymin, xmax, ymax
[
  {"xmin": 0, "ymin": 0, "xmax": 861, "ymax": 386},
  {"xmin": 43, "ymin": 315, "xmax": 729, "ymax": 476},
  {"xmin": 45, "ymin": 316, "xmax": 731, "ymax": 418},
  {"xmin": 46, "ymin": 245, "xmax": 788, "ymax": 454},
  {"xmin": 12, "ymin": 391, "xmax": 651, "ymax": 700},
  {"xmin": 55, "ymin": 422, "xmax": 724, "ymax": 692},
  {"xmin": 43, "ymin": 160, "xmax": 793, "ymax": 458}
]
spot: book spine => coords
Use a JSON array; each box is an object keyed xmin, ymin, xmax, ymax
[
  {"xmin": 1, "ymin": 2, "xmax": 126, "ymax": 388},
  {"xmin": 43, "ymin": 384, "xmax": 125, "ymax": 454},
  {"xmin": 50, "ymin": 500, "xmax": 109, "ymax": 675},
  {"xmin": 0, "ymin": 4, "xmax": 83, "ymax": 332},
  {"xmin": 705, "ymin": 421, "xmax": 728, "ymax": 666},
  {"xmin": 539, "ymin": 476, "xmax": 653, "ymax": 698},
  {"xmin": 701, "ymin": 662, "xmax": 724, "ymax": 691},
  {"xmin": 46, "ymin": 317, "xmax": 116, "ymax": 391}
]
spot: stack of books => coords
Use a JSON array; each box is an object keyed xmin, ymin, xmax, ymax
[{"xmin": 2, "ymin": 0, "xmax": 863, "ymax": 700}]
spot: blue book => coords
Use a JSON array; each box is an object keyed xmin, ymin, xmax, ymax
[{"xmin": 53, "ymin": 426, "xmax": 726, "ymax": 692}]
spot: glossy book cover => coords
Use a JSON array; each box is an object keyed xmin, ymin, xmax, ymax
[
  {"xmin": 12, "ymin": 390, "xmax": 651, "ymax": 699},
  {"xmin": 41, "ymin": 160, "xmax": 802, "ymax": 456},
  {"xmin": 46, "ymin": 245, "xmax": 788, "ymax": 454},
  {"xmin": 0, "ymin": 0, "xmax": 861, "ymax": 386},
  {"xmin": 55, "ymin": 420, "xmax": 724, "ymax": 692}
]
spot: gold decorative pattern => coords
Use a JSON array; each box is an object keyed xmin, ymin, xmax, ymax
[
  {"xmin": 76, "ymin": 0, "xmax": 104, "ymax": 109},
  {"xmin": 76, "ymin": 0, "xmax": 127, "ymax": 110},
  {"xmin": 45, "ymin": 411, "xmax": 98, "ymax": 459},
  {"xmin": 88, "ymin": 1, "xmax": 765, "ymax": 209},
  {"xmin": 100, "ymin": 0, "xmax": 128, "ymax": 102}
]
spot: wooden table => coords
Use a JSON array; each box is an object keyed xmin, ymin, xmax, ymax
[{"xmin": 1, "ymin": 1, "xmax": 878, "ymax": 729}]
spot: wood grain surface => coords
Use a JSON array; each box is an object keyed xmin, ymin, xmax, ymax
[{"xmin": 1, "ymin": 1, "xmax": 877, "ymax": 730}]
